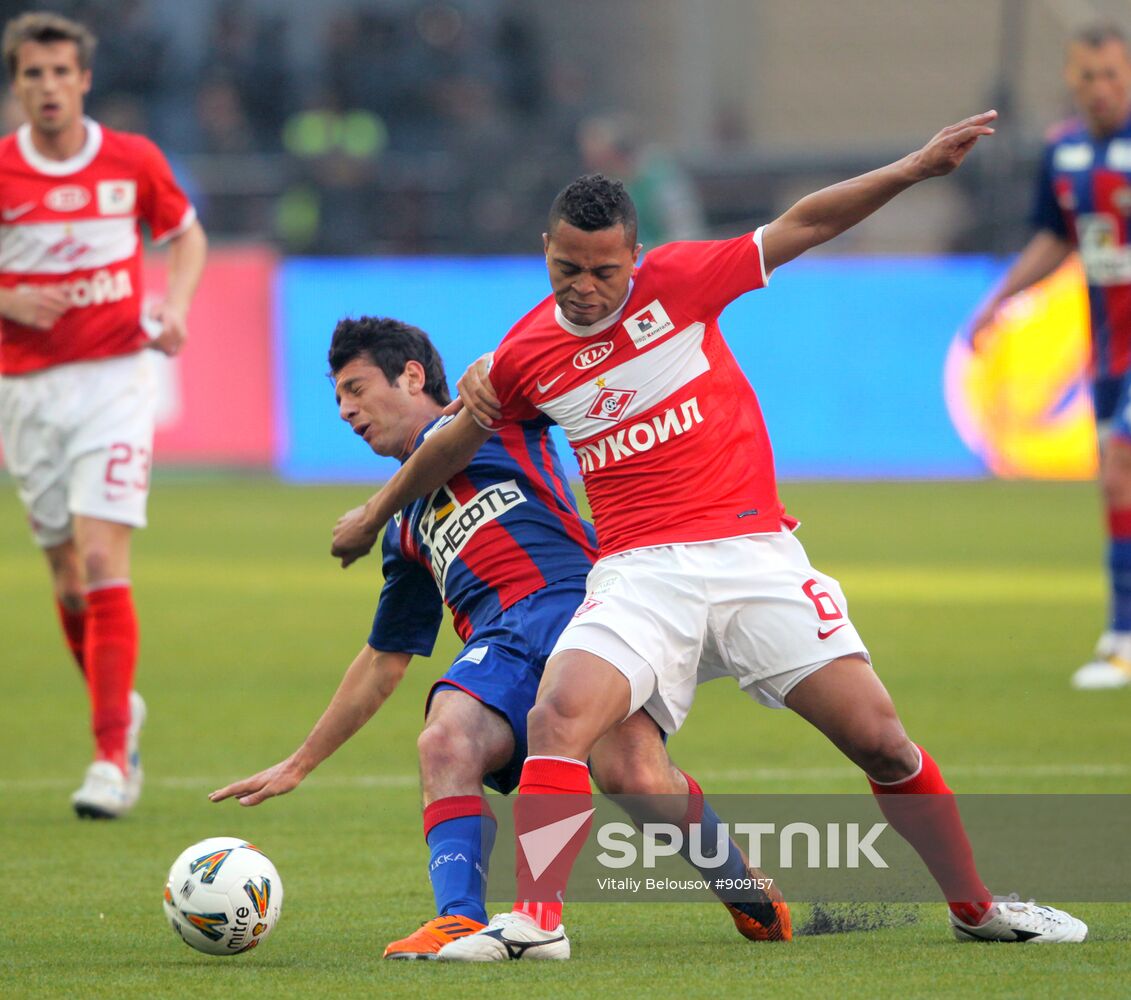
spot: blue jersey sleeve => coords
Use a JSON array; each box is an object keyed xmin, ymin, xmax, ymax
[
  {"xmin": 1030, "ymin": 143, "xmax": 1069, "ymax": 239},
  {"xmin": 368, "ymin": 527, "xmax": 443, "ymax": 655}
]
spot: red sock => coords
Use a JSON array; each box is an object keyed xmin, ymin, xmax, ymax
[
  {"xmin": 680, "ymin": 770, "xmax": 705, "ymax": 828},
  {"xmin": 513, "ymin": 756, "xmax": 592, "ymax": 931},
  {"xmin": 869, "ymin": 745, "xmax": 992, "ymax": 926},
  {"xmin": 55, "ymin": 599, "xmax": 87, "ymax": 679},
  {"xmin": 85, "ymin": 584, "xmax": 138, "ymax": 771}
]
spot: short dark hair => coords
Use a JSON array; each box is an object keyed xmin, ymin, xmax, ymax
[
  {"xmin": 3, "ymin": 12, "xmax": 97, "ymax": 80},
  {"xmin": 328, "ymin": 316, "xmax": 450, "ymax": 406},
  {"xmin": 1072, "ymin": 22, "xmax": 1127, "ymax": 50},
  {"xmin": 548, "ymin": 173, "xmax": 638, "ymax": 244}
]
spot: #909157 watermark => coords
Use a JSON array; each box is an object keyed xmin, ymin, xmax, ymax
[{"xmin": 482, "ymin": 794, "xmax": 1131, "ymax": 904}]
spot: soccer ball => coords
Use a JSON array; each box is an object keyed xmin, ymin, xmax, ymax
[{"xmin": 163, "ymin": 837, "xmax": 283, "ymax": 956}]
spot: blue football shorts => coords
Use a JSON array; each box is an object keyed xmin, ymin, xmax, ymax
[{"xmin": 426, "ymin": 575, "xmax": 588, "ymax": 794}]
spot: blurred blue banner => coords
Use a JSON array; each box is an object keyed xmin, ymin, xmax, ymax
[{"xmin": 276, "ymin": 255, "xmax": 1005, "ymax": 482}]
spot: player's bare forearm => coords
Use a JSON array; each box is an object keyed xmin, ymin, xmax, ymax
[
  {"xmin": 150, "ymin": 221, "xmax": 207, "ymax": 356},
  {"xmin": 763, "ymin": 111, "xmax": 997, "ymax": 272},
  {"xmin": 332, "ymin": 409, "xmax": 493, "ymax": 567},
  {"xmin": 209, "ymin": 647, "xmax": 410, "ymax": 806},
  {"xmin": 164, "ymin": 220, "xmax": 207, "ymax": 313}
]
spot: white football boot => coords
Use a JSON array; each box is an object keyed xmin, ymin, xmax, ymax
[
  {"xmin": 1071, "ymin": 631, "xmax": 1131, "ymax": 690},
  {"xmin": 126, "ymin": 690, "xmax": 146, "ymax": 806},
  {"xmin": 949, "ymin": 897, "xmax": 1087, "ymax": 943},
  {"xmin": 437, "ymin": 912, "xmax": 570, "ymax": 961},
  {"xmin": 71, "ymin": 691, "xmax": 146, "ymax": 818},
  {"xmin": 71, "ymin": 760, "xmax": 132, "ymax": 819}
]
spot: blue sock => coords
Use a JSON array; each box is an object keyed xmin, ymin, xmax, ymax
[
  {"xmin": 424, "ymin": 805, "xmax": 495, "ymax": 925},
  {"xmin": 679, "ymin": 772, "xmax": 749, "ymax": 886},
  {"xmin": 1109, "ymin": 538, "xmax": 1131, "ymax": 631}
]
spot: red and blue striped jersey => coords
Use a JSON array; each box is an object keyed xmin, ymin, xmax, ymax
[
  {"xmin": 1033, "ymin": 115, "xmax": 1131, "ymax": 381},
  {"xmin": 368, "ymin": 414, "xmax": 597, "ymax": 653}
]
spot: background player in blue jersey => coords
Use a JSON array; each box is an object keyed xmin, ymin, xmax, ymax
[
  {"xmin": 210, "ymin": 316, "xmax": 789, "ymax": 957},
  {"xmin": 972, "ymin": 23, "xmax": 1131, "ymax": 689}
]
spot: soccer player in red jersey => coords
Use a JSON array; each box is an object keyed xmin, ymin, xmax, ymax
[
  {"xmin": 971, "ymin": 24, "xmax": 1131, "ymax": 690},
  {"xmin": 334, "ymin": 112, "xmax": 1089, "ymax": 956},
  {"xmin": 0, "ymin": 13, "xmax": 206, "ymax": 818},
  {"xmin": 212, "ymin": 318, "xmax": 788, "ymax": 958}
]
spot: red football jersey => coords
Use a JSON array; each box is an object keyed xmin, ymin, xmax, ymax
[
  {"xmin": 0, "ymin": 118, "xmax": 195, "ymax": 374},
  {"xmin": 491, "ymin": 231, "xmax": 794, "ymax": 557}
]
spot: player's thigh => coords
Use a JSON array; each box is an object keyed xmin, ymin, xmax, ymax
[
  {"xmin": 783, "ymin": 654, "xmax": 905, "ymax": 750},
  {"xmin": 0, "ymin": 370, "xmax": 71, "ymax": 546},
  {"xmin": 547, "ymin": 545, "xmax": 710, "ymax": 733},
  {"xmin": 705, "ymin": 532, "xmax": 869, "ymax": 709},
  {"xmin": 67, "ymin": 354, "xmax": 157, "ymax": 530},
  {"xmin": 425, "ymin": 608, "xmax": 549, "ymax": 793}
]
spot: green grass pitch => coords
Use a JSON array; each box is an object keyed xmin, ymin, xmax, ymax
[{"xmin": 1, "ymin": 476, "xmax": 1128, "ymax": 998}]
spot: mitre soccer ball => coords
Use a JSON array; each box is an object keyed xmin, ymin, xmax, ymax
[{"xmin": 163, "ymin": 837, "xmax": 283, "ymax": 955}]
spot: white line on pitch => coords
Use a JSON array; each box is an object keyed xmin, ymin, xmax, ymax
[{"xmin": 1, "ymin": 762, "xmax": 1128, "ymax": 792}]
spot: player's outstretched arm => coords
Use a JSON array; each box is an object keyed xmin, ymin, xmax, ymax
[
  {"xmin": 331, "ymin": 408, "xmax": 494, "ymax": 567},
  {"xmin": 968, "ymin": 229, "xmax": 1072, "ymax": 346},
  {"xmin": 148, "ymin": 220, "xmax": 207, "ymax": 357},
  {"xmin": 761, "ymin": 110, "xmax": 997, "ymax": 273},
  {"xmin": 209, "ymin": 646, "xmax": 411, "ymax": 806}
]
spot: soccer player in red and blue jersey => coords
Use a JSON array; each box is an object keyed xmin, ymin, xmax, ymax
[
  {"xmin": 972, "ymin": 24, "xmax": 1131, "ymax": 689},
  {"xmin": 337, "ymin": 113, "xmax": 1089, "ymax": 958},
  {"xmin": 212, "ymin": 317, "xmax": 789, "ymax": 958}
]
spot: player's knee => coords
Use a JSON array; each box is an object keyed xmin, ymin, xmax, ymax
[
  {"xmin": 57, "ymin": 590, "xmax": 85, "ymax": 613},
  {"xmin": 856, "ymin": 728, "xmax": 917, "ymax": 783},
  {"xmin": 593, "ymin": 759, "xmax": 673, "ymax": 796},
  {"xmin": 526, "ymin": 698, "xmax": 583, "ymax": 750},
  {"xmin": 417, "ymin": 719, "xmax": 485, "ymax": 782},
  {"xmin": 1101, "ymin": 441, "xmax": 1131, "ymax": 505},
  {"xmin": 80, "ymin": 545, "xmax": 116, "ymax": 584}
]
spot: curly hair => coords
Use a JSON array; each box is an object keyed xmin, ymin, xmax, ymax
[{"xmin": 548, "ymin": 173, "xmax": 638, "ymax": 244}]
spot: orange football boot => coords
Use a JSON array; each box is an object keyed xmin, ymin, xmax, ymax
[
  {"xmin": 725, "ymin": 872, "xmax": 792, "ymax": 941},
  {"xmin": 383, "ymin": 914, "xmax": 486, "ymax": 960}
]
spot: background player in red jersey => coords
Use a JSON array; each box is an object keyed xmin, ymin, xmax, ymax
[
  {"xmin": 212, "ymin": 317, "xmax": 788, "ymax": 958},
  {"xmin": 970, "ymin": 24, "xmax": 1131, "ymax": 690},
  {"xmin": 0, "ymin": 13, "xmax": 206, "ymax": 818},
  {"xmin": 334, "ymin": 110, "xmax": 1088, "ymax": 957}
]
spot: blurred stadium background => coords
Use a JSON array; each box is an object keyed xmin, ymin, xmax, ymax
[{"xmin": 0, "ymin": 0, "xmax": 1112, "ymax": 485}]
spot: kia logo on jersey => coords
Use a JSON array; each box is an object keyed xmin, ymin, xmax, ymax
[
  {"xmin": 44, "ymin": 185, "xmax": 90, "ymax": 212},
  {"xmin": 586, "ymin": 387, "xmax": 636, "ymax": 422},
  {"xmin": 624, "ymin": 300, "xmax": 675, "ymax": 348},
  {"xmin": 573, "ymin": 340, "xmax": 614, "ymax": 369}
]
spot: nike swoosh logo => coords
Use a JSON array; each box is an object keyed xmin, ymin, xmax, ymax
[
  {"xmin": 536, "ymin": 373, "xmax": 565, "ymax": 393},
  {"xmin": 2, "ymin": 201, "xmax": 36, "ymax": 221},
  {"xmin": 817, "ymin": 624, "xmax": 847, "ymax": 640}
]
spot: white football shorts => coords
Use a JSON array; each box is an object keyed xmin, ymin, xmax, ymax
[
  {"xmin": 549, "ymin": 530, "xmax": 870, "ymax": 732},
  {"xmin": 0, "ymin": 351, "xmax": 158, "ymax": 547}
]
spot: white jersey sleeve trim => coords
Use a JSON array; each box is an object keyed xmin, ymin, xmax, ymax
[
  {"xmin": 152, "ymin": 205, "xmax": 197, "ymax": 245},
  {"xmin": 752, "ymin": 226, "xmax": 772, "ymax": 285},
  {"xmin": 16, "ymin": 118, "xmax": 103, "ymax": 176}
]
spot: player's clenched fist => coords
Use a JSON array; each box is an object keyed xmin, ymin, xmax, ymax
[
  {"xmin": 456, "ymin": 352, "xmax": 502, "ymax": 428},
  {"xmin": 332, "ymin": 503, "xmax": 380, "ymax": 567}
]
